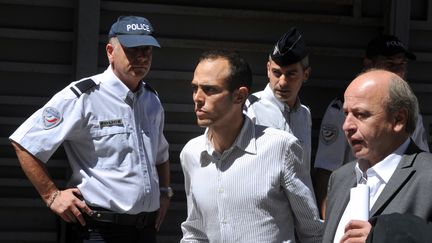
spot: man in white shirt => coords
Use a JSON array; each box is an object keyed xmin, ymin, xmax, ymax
[
  {"xmin": 181, "ymin": 49, "xmax": 322, "ymax": 243},
  {"xmin": 9, "ymin": 16, "xmax": 171, "ymax": 243},
  {"xmin": 245, "ymin": 28, "xmax": 312, "ymax": 174},
  {"xmin": 322, "ymin": 69, "xmax": 432, "ymax": 243}
]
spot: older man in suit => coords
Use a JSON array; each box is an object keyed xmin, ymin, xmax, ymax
[{"xmin": 323, "ymin": 69, "xmax": 432, "ymax": 243}]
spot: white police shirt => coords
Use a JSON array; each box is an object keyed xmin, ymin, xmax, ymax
[
  {"xmin": 314, "ymin": 97, "xmax": 429, "ymax": 172},
  {"xmin": 245, "ymin": 84, "xmax": 312, "ymax": 173},
  {"xmin": 10, "ymin": 66, "xmax": 169, "ymax": 214}
]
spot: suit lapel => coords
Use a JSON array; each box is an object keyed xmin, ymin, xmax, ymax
[
  {"xmin": 327, "ymin": 167, "xmax": 356, "ymax": 238},
  {"xmin": 334, "ymin": 175, "xmax": 356, "ymax": 219},
  {"xmin": 370, "ymin": 142, "xmax": 420, "ymax": 216}
]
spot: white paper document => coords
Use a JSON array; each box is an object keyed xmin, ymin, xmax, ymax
[{"xmin": 350, "ymin": 184, "xmax": 370, "ymax": 220}]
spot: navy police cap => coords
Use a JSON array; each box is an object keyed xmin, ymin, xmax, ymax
[
  {"xmin": 366, "ymin": 34, "xmax": 416, "ymax": 60},
  {"xmin": 270, "ymin": 28, "xmax": 309, "ymax": 66},
  {"xmin": 109, "ymin": 16, "xmax": 160, "ymax": 48}
]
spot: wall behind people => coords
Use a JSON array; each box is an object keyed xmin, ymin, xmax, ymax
[{"xmin": 0, "ymin": 0, "xmax": 432, "ymax": 242}]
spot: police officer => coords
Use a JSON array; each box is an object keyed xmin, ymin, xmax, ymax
[
  {"xmin": 313, "ymin": 34, "xmax": 429, "ymax": 218},
  {"xmin": 9, "ymin": 16, "xmax": 172, "ymax": 243},
  {"xmin": 245, "ymin": 27, "xmax": 313, "ymax": 176}
]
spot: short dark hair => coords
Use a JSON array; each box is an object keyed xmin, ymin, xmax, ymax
[{"xmin": 198, "ymin": 49, "xmax": 252, "ymax": 92}]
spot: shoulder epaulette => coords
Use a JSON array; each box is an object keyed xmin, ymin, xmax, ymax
[
  {"xmin": 70, "ymin": 78, "xmax": 97, "ymax": 97},
  {"xmin": 331, "ymin": 95, "xmax": 344, "ymax": 110},
  {"xmin": 246, "ymin": 94, "xmax": 259, "ymax": 107},
  {"xmin": 144, "ymin": 83, "xmax": 158, "ymax": 96},
  {"xmin": 331, "ymin": 102, "xmax": 341, "ymax": 110}
]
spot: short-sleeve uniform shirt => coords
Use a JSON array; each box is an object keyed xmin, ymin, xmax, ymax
[{"xmin": 10, "ymin": 66, "xmax": 169, "ymax": 214}]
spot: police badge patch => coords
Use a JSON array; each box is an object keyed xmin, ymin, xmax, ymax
[
  {"xmin": 321, "ymin": 124, "xmax": 338, "ymax": 145},
  {"xmin": 42, "ymin": 107, "xmax": 62, "ymax": 129}
]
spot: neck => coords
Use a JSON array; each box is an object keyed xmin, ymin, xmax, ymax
[
  {"xmin": 111, "ymin": 66, "xmax": 142, "ymax": 92},
  {"xmin": 286, "ymin": 97, "xmax": 298, "ymax": 109},
  {"xmin": 358, "ymin": 135, "xmax": 409, "ymax": 171},
  {"xmin": 358, "ymin": 159, "xmax": 371, "ymax": 172},
  {"xmin": 208, "ymin": 114, "xmax": 244, "ymax": 154},
  {"xmin": 124, "ymin": 78, "xmax": 141, "ymax": 92}
]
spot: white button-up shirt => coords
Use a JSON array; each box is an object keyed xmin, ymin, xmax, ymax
[
  {"xmin": 180, "ymin": 117, "xmax": 322, "ymax": 243},
  {"xmin": 245, "ymin": 84, "xmax": 312, "ymax": 173},
  {"xmin": 10, "ymin": 66, "xmax": 169, "ymax": 214}
]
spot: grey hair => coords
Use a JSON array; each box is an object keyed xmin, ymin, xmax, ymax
[
  {"xmin": 109, "ymin": 37, "xmax": 119, "ymax": 45},
  {"xmin": 386, "ymin": 73, "xmax": 419, "ymax": 134},
  {"xmin": 298, "ymin": 56, "xmax": 310, "ymax": 70}
]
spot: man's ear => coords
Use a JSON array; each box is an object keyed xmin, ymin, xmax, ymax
[
  {"xmin": 106, "ymin": 43, "xmax": 114, "ymax": 63},
  {"xmin": 233, "ymin": 87, "xmax": 249, "ymax": 104},
  {"xmin": 266, "ymin": 61, "xmax": 271, "ymax": 78},
  {"xmin": 303, "ymin": 67, "xmax": 311, "ymax": 82},
  {"xmin": 393, "ymin": 108, "xmax": 408, "ymax": 133}
]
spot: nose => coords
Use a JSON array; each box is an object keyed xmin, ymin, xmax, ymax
[
  {"xmin": 136, "ymin": 49, "xmax": 150, "ymax": 61},
  {"xmin": 342, "ymin": 113, "xmax": 356, "ymax": 134},
  {"xmin": 278, "ymin": 74, "xmax": 289, "ymax": 86},
  {"xmin": 193, "ymin": 88, "xmax": 204, "ymax": 105}
]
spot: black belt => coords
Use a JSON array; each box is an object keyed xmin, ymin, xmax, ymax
[{"xmin": 85, "ymin": 207, "xmax": 156, "ymax": 228}]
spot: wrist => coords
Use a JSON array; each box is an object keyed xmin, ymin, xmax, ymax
[
  {"xmin": 46, "ymin": 190, "xmax": 60, "ymax": 208},
  {"xmin": 160, "ymin": 186, "xmax": 174, "ymax": 198}
]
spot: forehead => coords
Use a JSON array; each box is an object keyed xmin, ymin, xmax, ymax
[
  {"xmin": 343, "ymin": 93, "xmax": 383, "ymax": 111},
  {"xmin": 343, "ymin": 77, "xmax": 387, "ymax": 110},
  {"xmin": 192, "ymin": 58, "xmax": 230, "ymax": 85}
]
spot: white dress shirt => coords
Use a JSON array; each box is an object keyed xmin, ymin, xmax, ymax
[
  {"xmin": 333, "ymin": 138, "xmax": 410, "ymax": 243},
  {"xmin": 245, "ymin": 84, "xmax": 312, "ymax": 173},
  {"xmin": 10, "ymin": 66, "xmax": 169, "ymax": 214},
  {"xmin": 180, "ymin": 117, "xmax": 322, "ymax": 243}
]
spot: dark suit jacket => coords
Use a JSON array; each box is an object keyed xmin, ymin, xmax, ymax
[
  {"xmin": 366, "ymin": 213, "xmax": 432, "ymax": 243},
  {"xmin": 322, "ymin": 141, "xmax": 432, "ymax": 243}
]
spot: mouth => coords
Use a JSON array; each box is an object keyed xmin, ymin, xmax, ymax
[
  {"xmin": 131, "ymin": 65, "xmax": 147, "ymax": 69},
  {"xmin": 195, "ymin": 108, "xmax": 206, "ymax": 117},
  {"xmin": 349, "ymin": 138, "xmax": 363, "ymax": 148},
  {"xmin": 275, "ymin": 89, "xmax": 289, "ymax": 93},
  {"xmin": 274, "ymin": 89, "xmax": 291, "ymax": 97}
]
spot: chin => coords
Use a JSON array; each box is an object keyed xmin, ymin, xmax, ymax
[
  {"xmin": 132, "ymin": 71, "xmax": 148, "ymax": 78},
  {"xmin": 197, "ymin": 119, "xmax": 211, "ymax": 128},
  {"xmin": 275, "ymin": 94, "xmax": 290, "ymax": 103},
  {"xmin": 354, "ymin": 151, "xmax": 370, "ymax": 160}
]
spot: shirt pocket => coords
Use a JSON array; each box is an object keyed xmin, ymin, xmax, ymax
[
  {"xmin": 140, "ymin": 123, "xmax": 157, "ymax": 163},
  {"xmin": 89, "ymin": 118, "xmax": 133, "ymax": 169}
]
